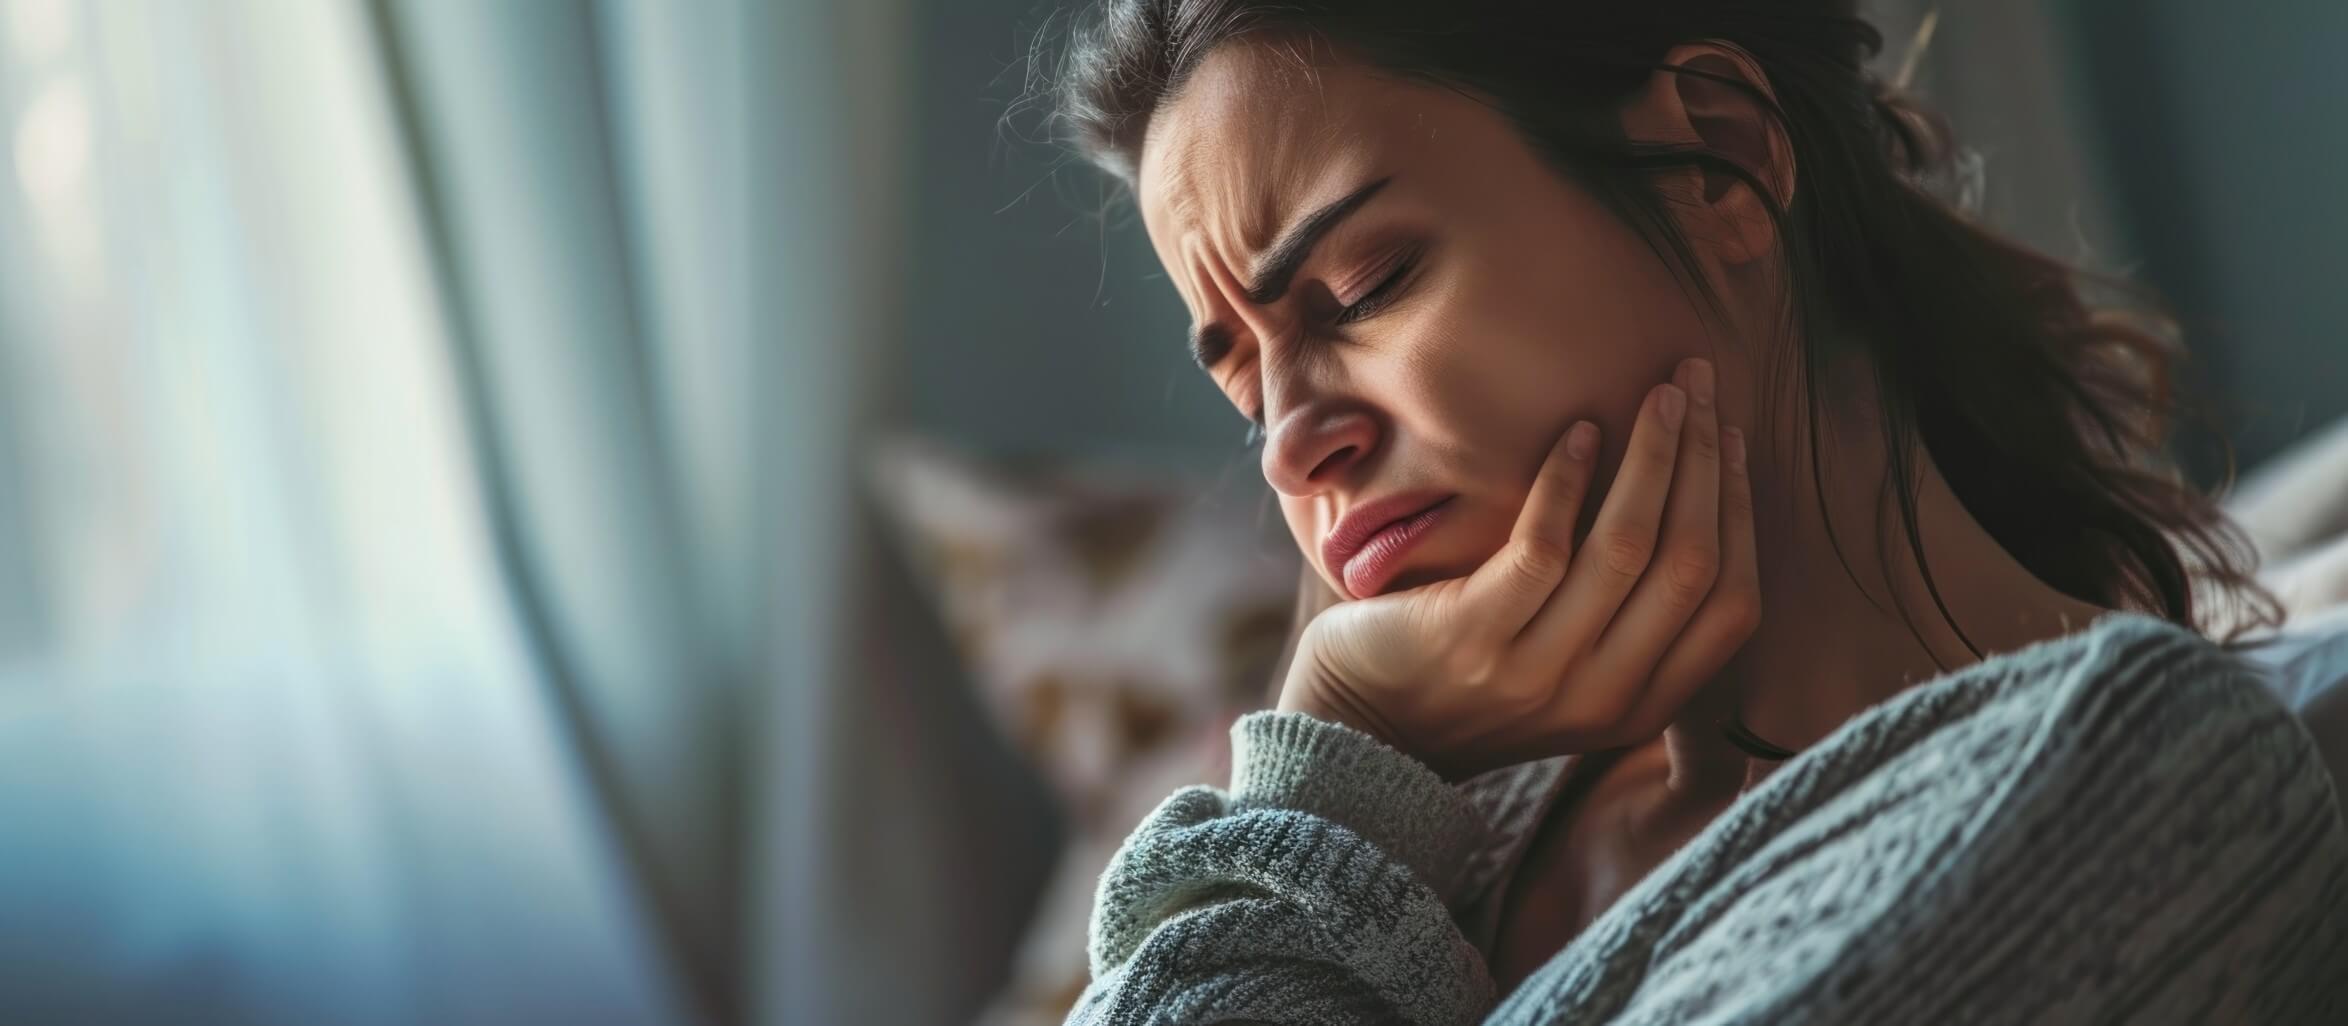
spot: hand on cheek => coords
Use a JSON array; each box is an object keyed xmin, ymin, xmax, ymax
[{"xmin": 1277, "ymin": 358, "xmax": 1761, "ymax": 781}]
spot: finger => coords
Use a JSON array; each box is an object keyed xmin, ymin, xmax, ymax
[
  {"xmin": 1619, "ymin": 422, "xmax": 1762, "ymax": 741},
  {"xmin": 1506, "ymin": 378, "xmax": 1687, "ymax": 672},
  {"xmin": 1577, "ymin": 357, "xmax": 1723, "ymax": 687},
  {"xmin": 1511, "ymin": 420, "xmax": 1601, "ymax": 552},
  {"xmin": 1463, "ymin": 419, "xmax": 1601, "ymax": 633}
]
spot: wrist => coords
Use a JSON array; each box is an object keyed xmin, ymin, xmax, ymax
[{"xmin": 1274, "ymin": 654, "xmax": 1398, "ymax": 750}]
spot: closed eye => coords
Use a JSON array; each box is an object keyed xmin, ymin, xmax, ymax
[{"xmin": 1333, "ymin": 249, "xmax": 1420, "ymax": 326}]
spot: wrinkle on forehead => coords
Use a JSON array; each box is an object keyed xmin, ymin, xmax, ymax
[{"xmin": 1139, "ymin": 40, "xmax": 1348, "ymax": 257}]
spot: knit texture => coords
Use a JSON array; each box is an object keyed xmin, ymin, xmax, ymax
[{"xmin": 1072, "ymin": 613, "xmax": 2348, "ymax": 1024}]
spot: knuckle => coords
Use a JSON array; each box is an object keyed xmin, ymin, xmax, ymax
[
  {"xmin": 1550, "ymin": 671, "xmax": 1639, "ymax": 732},
  {"xmin": 1444, "ymin": 645, "xmax": 1506, "ymax": 687},
  {"xmin": 1548, "ymin": 474, "xmax": 1588, "ymax": 510},
  {"xmin": 1513, "ymin": 537, "xmax": 1572, "ymax": 583},
  {"xmin": 1637, "ymin": 433, "xmax": 1677, "ymax": 467},
  {"xmin": 1724, "ymin": 478, "xmax": 1756, "ymax": 518},
  {"xmin": 1496, "ymin": 677, "xmax": 1550, "ymax": 717},
  {"xmin": 1696, "ymin": 590, "xmax": 1762, "ymax": 644},
  {"xmin": 1721, "ymin": 591, "xmax": 1764, "ymax": 635},
  {"xmin": 1686, "ymin": 429, "xmax": 1719, "ymax": 463},
  {"xmin": 1599, "ymin": 531, "xmax": 1653, "ymax": 578},
  {"xmin": 1641, "ymin": 409, "xmax": 1684, "ymax": 450},
  {"xmin": 1666, "ymin": 545, "xmax": 1721, "ymax": 598},
  {"xmin": 1552, "ymin": 692, "xmax": 1637, "ymax": 740}
]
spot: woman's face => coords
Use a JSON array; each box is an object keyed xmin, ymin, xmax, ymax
[{"xmin": 1137, "ymin": 44, "xmax": 1753, "ymax": 600}]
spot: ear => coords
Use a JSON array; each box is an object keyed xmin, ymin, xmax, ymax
[{"xmin": 1618, "ymin": 41, "xmax": 1797, "ymax": 267}]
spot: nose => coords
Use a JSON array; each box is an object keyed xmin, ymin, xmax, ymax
[{"xmin": 1261, "ymin": 402, "xmax": 1381, "ymax": 497}]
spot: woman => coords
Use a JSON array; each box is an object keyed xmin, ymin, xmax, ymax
[{"xmin": 1047, "ymin": 2, "xmax": 2348, "ymax": 1022}]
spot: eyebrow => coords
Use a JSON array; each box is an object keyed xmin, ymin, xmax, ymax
[
  {"xmin": 1185, "ymin": 175, "xmax": 1394, "ymax": 371},
  {"xmin": 1245, "ymin": 176, "xmax": 1392, "ymax": 305}
]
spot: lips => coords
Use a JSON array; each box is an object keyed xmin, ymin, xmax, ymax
[{"xmin": 1322, "ymin": 492, "xmax": 1454, "ymax": 599}]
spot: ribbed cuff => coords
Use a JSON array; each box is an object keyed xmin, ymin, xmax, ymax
[{"xmin": 1227, "ymin": 710, "xmax": 1489, "ymax": 903}]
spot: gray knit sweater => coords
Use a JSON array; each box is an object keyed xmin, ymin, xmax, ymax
[{"xmin": 1073, "ymin": 614, "xmax": 2348, "ymax": 1024}]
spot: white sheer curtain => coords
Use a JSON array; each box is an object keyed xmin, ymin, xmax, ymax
[
  {"xmin": 0, "ymin": 0, "xmax": 681, "ymax": 1022},
  {"xmin": 0, "ymin": 0, "xmax": 915, "ymax": 1022}
]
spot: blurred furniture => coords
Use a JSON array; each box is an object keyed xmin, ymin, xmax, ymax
[{"xmin": 870, "ymin": 437, "xmax": 1297, "ymax": 1026}]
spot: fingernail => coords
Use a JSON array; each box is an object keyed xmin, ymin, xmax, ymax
[
  {"xmin": 1724, "ymin": 426, "xmax": 1746, "ymax": 472},
  {"xmin": 1565, "ymin": 420, "xmax": 1598, "ymax": 461},
  {"xmin": 1687, "ymin": 358, "xmax": 1714, "ymax": 406},
  {"xmin": 1658, "ymin": 385, "xmax": 1687, "ymax": 430}
]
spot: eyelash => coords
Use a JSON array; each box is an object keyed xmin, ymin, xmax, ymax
[
  {"xmin": 1234, "ymin": 248, "xmax": 1420, "ymax": 451},
  {"xmin": 1333, "ymin": 251, "xmax": 1418, "ymax": 326}
]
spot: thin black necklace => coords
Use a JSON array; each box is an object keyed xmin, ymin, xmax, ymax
[{"xmin": 1722, "ymin": 714, "xmax": 1799, "ymax": 761}]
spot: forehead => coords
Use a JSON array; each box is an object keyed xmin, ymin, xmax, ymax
[{"xmin": 1135, "ymin": 42, "xmax": 1412, "ymax": 253}]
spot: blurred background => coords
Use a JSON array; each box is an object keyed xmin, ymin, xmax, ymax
[{"xmin": 0, "ymin": 1, "xmax": 2340, "ymax": 1024}]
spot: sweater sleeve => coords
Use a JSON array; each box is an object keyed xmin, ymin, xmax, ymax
[{"xmin": 1070, "ymin": 710, "xmax": 1500, "ymax": 1026}]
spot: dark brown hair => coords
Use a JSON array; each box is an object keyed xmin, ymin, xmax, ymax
[{"xmin": 1044, "ymin": 0, "xmax": 2276, "ymax": 646}]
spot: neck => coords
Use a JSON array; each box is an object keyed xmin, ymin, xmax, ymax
[{"xmin": 1660, "ymin": 417, "xmax": 2112, "ymax": 801}]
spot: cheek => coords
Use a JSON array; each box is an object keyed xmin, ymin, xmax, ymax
[
  {"xmin": 1403, "ymin": 263, "xmax": 1676, "ymax": 469},
  {"xmin": 1497, "ymin": 234, "xmax": 1691, "ymax": 392},
  {"xmin": 1280, "ymin": 496, "xmax": 1321, "ymax": 561},
  {"xmin": 1367, "ymin": 220, "xmax": 1717, "ymax": 569},
  {"xmin": 1424, "ymin": 215, "xmax": 1715, "ymax": 463}
]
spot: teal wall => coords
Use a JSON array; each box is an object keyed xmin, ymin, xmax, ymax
[
  {"xmin": 894, "ymin": 1, "xmax": 1239, "ymax": 469},
  {"xmin": 2068, "ymin": 1, "xmax": 2348, "ymax": 472}
]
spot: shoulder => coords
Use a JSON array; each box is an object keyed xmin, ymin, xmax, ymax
[
  {"xmin": 1873, "ymin": 611, "xmax": 2338, "ymax": 837},
  {"xmin": 1653, "ymin": 615, "xmax": 2348, "ymax": 1021},
  {"xmin": 1872, "ymin": 612, "xmax": 2312, "ymax": 788},
  {"xmin": 2001, "ymin": 612, "xmax": 2311, "ymax": 774},
  {"xmin": 1858, "ymin": 613, "xmax": 2348, "ymax": 961},
  {"xmin": 1749, "ymin": 612, "xmax": 2344, "ymax": 951}
]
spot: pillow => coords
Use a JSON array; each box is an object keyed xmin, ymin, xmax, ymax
[
  {"xmin": 2260, "ymin": 533, "xmax": 2348, "ymax": 624},
  {"xmin": 867, "ymin": 436, "xmax": 1298, "ymax": 1026},
  {"xmin": 2214, "ymin": 416, "xmax": 2348, "ymax": 818},
  {"xmin": 2226, "ymin": 415, "xmax": 2348, "ymax": 567},
  {"xmin": 2203, "ymin": 415, "xmax": 2348, "ymax": 632},
  {"xmin": 2234, "ymin": 605, "xmax": 2348, "ymax": 811}
]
